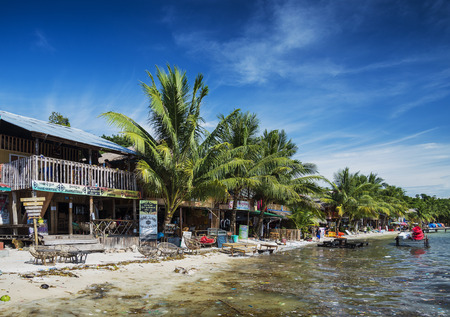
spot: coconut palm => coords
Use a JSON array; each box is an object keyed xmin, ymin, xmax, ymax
[
  {"xmin": 211, "ymin": 111, "xmax": 261, "ymax": 234},
  {"xmin": 323, "ymin": 168, "xmax": 379, "ymax": 233},
  {"xmin": 101, "ymin": 65, "xmax": 231, "ymax": 228},
  {"xmin": 252, "ymin": 129, "xmax": 324, "ymax": 238}
]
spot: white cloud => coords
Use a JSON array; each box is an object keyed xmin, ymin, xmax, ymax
[
  {"xmin": 302, "ymin": 141, "xmax": 450, "ymax": 198},
  {"xmin": 174, "ymin": 1, "xmax": 332, "ymax": 85}
]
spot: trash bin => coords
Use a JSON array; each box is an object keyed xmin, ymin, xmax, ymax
[
  {"xmin": 232, "ymin": 235, "xmax": 239, "ymax": 243},
  {"xmin": 216, "ymin": 235, "xmax": 227, "ymax": 248}
]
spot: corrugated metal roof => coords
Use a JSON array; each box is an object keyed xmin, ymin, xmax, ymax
[{"xmin": 0, "ymin": 110, "xmax": 135, "ymax": 154}]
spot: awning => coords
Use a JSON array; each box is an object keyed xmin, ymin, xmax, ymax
[
  {"xmin": 250, "ymin": 210, "xmax": 284, "ymax": 218},
  {"xmin": 0, "ymin": 184, "xmax": 11, "ymax": 192}
]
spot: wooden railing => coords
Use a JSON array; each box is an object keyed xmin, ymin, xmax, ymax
[
  {"xmin": 92, "ymin": 219, "xmax": 137, "ymax": 237},
  {"xmin": 1, "ymin": 155, "xmax": 137, "ymax": 191},
  {"xmin": 269, "ymin": 229, "xmax": 302, "ymax": 241}
]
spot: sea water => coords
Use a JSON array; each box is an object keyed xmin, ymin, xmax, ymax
[{"xmin": 2, "ymin": 233, "xmax": 449, "ymax": 316}]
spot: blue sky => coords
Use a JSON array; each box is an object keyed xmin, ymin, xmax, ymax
[{"xmin": 1, "ymin": 0, "xmax": 449, "ymax": 197}]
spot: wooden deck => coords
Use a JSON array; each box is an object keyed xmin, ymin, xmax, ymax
[
  {"xmin": 1, "ymin": 155, "xmax": 137, "ymax": 191},
  {"xmin": 423, "ymin": 227, "xmax": 449, "ymax": 233}
]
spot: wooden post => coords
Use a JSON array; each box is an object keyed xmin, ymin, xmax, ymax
[
  {"xmin": 11, "ymin": 192, "xmax": 18, "ymax": 236},
  {"xmin": 89, "ymin": 196, "xmax": 94, "ymax": 235},
  {"xmin": 112, "ymin": 199, "xmax": 116, "ymax": 219},
  {"xmin": 35, "ymin": 138, "xmax": 39, "ymax": 155},
  {"xmin": 69, "ymin": 197, "xmax": 73, "ymax": 235},
  {"xmin": 133, "ymin": 199, "xmax": 137, "ymax": 235},
  {"xmin": 51, "ymin": 202, "xmax": 57, "ymax": 234},
  {"xmin": 180, "ymin": 207, "xmax": 183, "ymax": 237},
  {"xmin": 31, "ymin": 191, "xmax": 39, "ymax": 245}
]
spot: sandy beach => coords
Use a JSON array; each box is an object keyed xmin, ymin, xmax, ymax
[{"xmin": 0, "ymin": 231, "xmax": 397, "ymax": 309}]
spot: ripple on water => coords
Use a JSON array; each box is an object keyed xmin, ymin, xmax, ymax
[{"xmin": 3, "ymin": 233, "xmax": 450, "ymax": 316}]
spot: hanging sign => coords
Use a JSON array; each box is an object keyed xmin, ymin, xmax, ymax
[
  {"xmin": 228, "ymin": 200, "xmax": 250, "ymax": 210},
  {"xmin": 139, "ymin": 200, "xmax": 158, "ymax": 241}
]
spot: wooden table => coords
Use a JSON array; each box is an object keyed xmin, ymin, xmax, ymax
[
  {"xmin": 258, "ymin": 243, "xmax": 278, "ymax": 254},
  {"xmin": 221, "ymin": 242, "xmax": 257, "ymax": 256},
  {"xmin": 68, "ymin": 250, "xmax": 90, "ymax": 264}
]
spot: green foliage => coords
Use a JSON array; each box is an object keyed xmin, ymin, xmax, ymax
[
  {"xmin": 406, "ymin": 194, "xmax": 450, "ymax": 223},
  {"xmin": 101, "ymin": 65, "xmax": 229, "ymax": 226},
  {"xmin": 101, "ymin": 134, "xmax": 133, "ymax": 148},
  {"xmin": 48, "ymin": 111, "xmax": 70, "ymax": 127}
]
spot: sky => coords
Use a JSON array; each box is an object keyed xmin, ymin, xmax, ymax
[{"xmin": 1, "ymin": 0, "xmax": 449, "ymax": 198}]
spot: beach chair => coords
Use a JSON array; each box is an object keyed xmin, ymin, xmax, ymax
[
  {"xmin": 157, "ymin": 242, "xmax": 183, "ymax": 258},
  {"xmin": 29, "ymin": 246, "xmax": 57, "ymax": 265},
  {"xmin": 138, "ymin": 245, "xmax": 159, "ymax": 258},
  {"xmin": 184, "ymin": 238, "xmax": 201, "ymax": 254},
  {"xmin": 57, "ymin": 245, "xmax": 77, "ymax": 263}
]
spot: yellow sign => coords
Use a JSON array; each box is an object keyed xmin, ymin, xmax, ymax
[
  {"xmin": 23, "ymin": 202, "xmax": 44, "ymax": 206},
  {"xmin": 20, "ymin": 197, "xmax": 46, "ymax": 202}
]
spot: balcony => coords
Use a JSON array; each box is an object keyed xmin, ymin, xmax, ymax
[{"xmin": 1, "ymin": 155, "xmax": 138, "ymax": 194}]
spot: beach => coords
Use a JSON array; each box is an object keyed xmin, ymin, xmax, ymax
[{"xmin": 0, "ymin": 232, "xmax": 398, "ymax": 311}]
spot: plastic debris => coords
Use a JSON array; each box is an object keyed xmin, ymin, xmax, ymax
[{"xmin": 0, "ymin": 295, "xmax": 11, "ymax": 302}]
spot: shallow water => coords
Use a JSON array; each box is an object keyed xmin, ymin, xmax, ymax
[{"xmin": 3, "ymin": 233, "xmax": 450, "ymax": 316}]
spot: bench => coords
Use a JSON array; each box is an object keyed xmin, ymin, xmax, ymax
[{"xmin": 258, "ymin": 243, "xmax": 278, "ymax": 254}]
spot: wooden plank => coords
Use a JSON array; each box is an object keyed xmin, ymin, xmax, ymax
[
  {"xmin": 20, "ymin": 197, "xmax": 46, "ymax": 202},
  {"xmin": 23, "ymin": 201, "xmax": 44, "ymax": 206}
]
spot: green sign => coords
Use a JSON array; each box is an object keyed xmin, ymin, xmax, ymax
[
  {"xmin": 239, "ymin": 225, "xmax": 248, "ymax": 239},
  {"xmin": 32, "ymin": 180, "xmax": 140, "ymax": 199}
]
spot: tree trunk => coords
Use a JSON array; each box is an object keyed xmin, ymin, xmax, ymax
[
  {"xmin": 163, "ymin": 203, "xmax": 176, "ymax": 233},
  {"xmin": 255, "ymin": 201, "xmax": 267, "ymax": 239},
  {"xmin": 335, "ymin": 216, "xmax": 342, "ymax": 236},
  {"xmin": 230, "ymin": 196, "xmax": 238, "ymax": 235}
]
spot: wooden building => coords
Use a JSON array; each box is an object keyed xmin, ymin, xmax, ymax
[{"xmin": 0, "ymin": 111, "xmax": 140, "ymax": 244}]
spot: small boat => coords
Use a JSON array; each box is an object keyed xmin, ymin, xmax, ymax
[{"xmin": 395, "ymin": 226, "xmax": 429, "ymax": 247}]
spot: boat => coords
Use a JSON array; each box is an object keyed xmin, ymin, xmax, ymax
[
  {"xmin": 395, "ymin": 226, "xmax": 429, "ymax": 247},
  {"xmin": 318, "ymin": 238, "xmax": 368, "ymax": 249}
]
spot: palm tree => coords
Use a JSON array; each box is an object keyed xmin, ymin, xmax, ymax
[
  {"xmin": 101, "ymin": 65, "xmax": 229, "ymax": 229},
  {"xmin": 323, "ymin": 168, "xmax": 378, "ymax": 233},
  {"xmin": 252, "ymin": 129, "xmax": 324, "ymax": 238},
  {"xmin": 211, "ymin": 111, "xmax": 261, "ymax": 234}
]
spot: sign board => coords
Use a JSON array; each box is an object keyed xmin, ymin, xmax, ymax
[
  {"xmin": 23, "ymin": 202, "xmax": 44, "ymax": 206},
  {"xmin": 228, "ymin": 200, "xmax": 250, "ymax": 210},
  {"xmin": 20, "ymin": 197, "xmax": 46, "ymax": 202},
  {"xmin": 239, "ymin": 225, "xmax": 249, "ymax": 239},
  {"xmin": 32, "ymin": 180, "xmax": 141, "ymax": 199},
  {"xmin": 25, "ymin": 206, "xmax": 42, "ymax": 218},
  {"xmin": 139, "ymin": 200, "xmax": 158, "ymax": 241}
]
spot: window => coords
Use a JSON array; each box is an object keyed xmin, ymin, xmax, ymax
[{"xmin": 9, "ymin": 154, "xmax": 28, "ymax": 162}]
